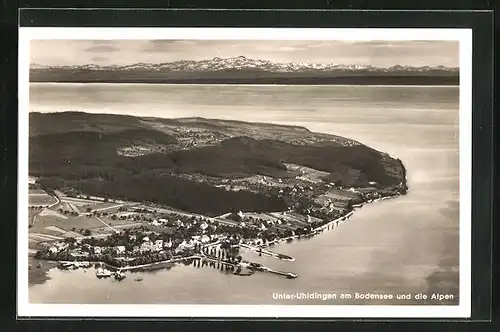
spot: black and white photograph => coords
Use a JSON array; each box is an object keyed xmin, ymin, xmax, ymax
[{"xmin": 18, "ymin": 28, "xmax": 471, "ymax": 318}]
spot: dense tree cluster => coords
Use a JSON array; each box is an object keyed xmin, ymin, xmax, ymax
[{"xmin": 29, "ymin": 113, "xmax": 405, "ymax": 217}]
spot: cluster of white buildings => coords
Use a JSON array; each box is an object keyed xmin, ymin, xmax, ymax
[
  {"xmin": 135, "ymin": 237, "xmax": 167, "ymax": 253},
  {"xmin": 150, "ymin": 218, "xmax": 211, "ymax": 234},
  {"xmin": 48, "ymin": 242, "xmax": 69, "ymax": 254}
]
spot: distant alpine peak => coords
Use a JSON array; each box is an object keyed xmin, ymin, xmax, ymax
[{"xmin": 30, "ymin": 57, "xmax": 458, "ymax": 73}]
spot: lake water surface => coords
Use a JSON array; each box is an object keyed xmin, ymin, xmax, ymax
[{"xmin": 28, "ymin": 83, "xmax": 460, "ymax": 305}]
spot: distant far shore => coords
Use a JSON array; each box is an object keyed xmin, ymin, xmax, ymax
[{"xmin": 29, "ymin": 76, "xmax": 459, "ymax": 86}]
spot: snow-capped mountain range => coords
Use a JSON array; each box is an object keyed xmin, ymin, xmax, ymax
[{"xmin": 30, "ymin": 56, "xmax": 458, "ymax": 73}]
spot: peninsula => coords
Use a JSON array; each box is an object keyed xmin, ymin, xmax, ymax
[{"xmin": 28, "ymin": 111, "xmax": 408, "ymax": 282}]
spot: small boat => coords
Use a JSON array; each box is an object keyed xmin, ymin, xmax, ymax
[
  {"xmin": 114, "ymin": 270, "xmax": 126, "ymax": 280},
  {"xmin": 60, "ymin": 262, "xmax": 74, "ymax": 268},
  {"xmin": 96, "ymin": 267, "xmax": 112, "ymax": 278},
  {"xmin": 134, "ymin": 277, "xmax": 143, "ymax": 282}
]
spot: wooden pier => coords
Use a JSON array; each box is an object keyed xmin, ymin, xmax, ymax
[
  {"xmin": 239, "ymin": 244, "xmax": 295, "ymax": 261},
  {"xmin": 200, "ymin": 254, "xmax": 298, "ymax": 279}
]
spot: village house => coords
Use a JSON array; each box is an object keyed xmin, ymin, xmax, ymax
[
  {"xmin": 175, "ymin": 239, "xmax": 195, "ymax": 254},
  {"xmin": 55, "ymin": 242, "xmax": 68, "ymax": 251},
  {"xmin": 49, "ymin": 246, "xmax": 58, "ymax": 254},
  {"xmin": 200, "ymin": 234, "xmax": 211, "ymax": 243},
  {"xmin": 199, "ymin": 222, "xmax": 208, "ymax": 231},
  {"xmin": 93, "ymin": 246, "xmax": 102, "ymax": 255},
  {"xmin": 163, "ymin": 239, "xmax": 173, "ymax": 248},
  {"xmin": 114, "ymin": 246, "xmax": 126, "ymax": 255},
  {"xmin": 140, "ymin": 241, "xmax": 154, "ymax": 253},
  {"xmin": 153, "ymin": 240, "xmax": 163, "ymax": 251}
]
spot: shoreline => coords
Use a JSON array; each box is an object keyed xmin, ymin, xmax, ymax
[
  {"xmin": 260, "ymin": 192, "xmax": 404, "ymax": 250},
  {"xmin": 28, "ymin": 187, "xmax": 408, "ymax": 284},
  {"xmin": 28, "ymin": 136, "xmax": 409, "ymax": 285}
]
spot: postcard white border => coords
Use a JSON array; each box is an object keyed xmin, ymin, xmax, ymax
[{"xmin": 18, "ymin": 27, "xmax": 472, "ymax": 318}]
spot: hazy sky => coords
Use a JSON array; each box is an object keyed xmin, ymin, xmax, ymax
[{"xmin": 30, "ymin": 40, "xmax": 459, "ymax": 67}]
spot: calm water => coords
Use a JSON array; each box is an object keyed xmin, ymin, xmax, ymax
[{"xmin": 28, "ymin": 83, "xmax": 460, "ymax": 305}]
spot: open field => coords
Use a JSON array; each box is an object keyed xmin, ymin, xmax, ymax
[
  {"xmin": 59, "ymin": 199, "xmax": 96, "ymax": 207},
  {"xmin": 106, "ymin": 218, "xmax": 142, "ymax": 227},
  {"xmin": 28, "ymin": 197, "xmax": 145, "ymax": 243},
  {"xmin": 28, "ymin": 238, "xmax": 41, "ymax": 250},
  {"xmin": 314, "ymin": 189, "xmax": 359, "ymax": 206},
  {"xmin": 87, "ymin": 202, "xmax": 125, "ymax": 212},
  {"xmin": 59, "ymin": 197, "xmax": 137, "ymax": 214},
  {"xmin": 286, "ymin": 212, "xmax": 322, "ymax": 224},
  {"xmin": 325, "ymin": 188, "xmax": 360, "ymax": 200},
  {"xmin": 269, "ymin": 212, "xmax": 314, "ymax": 227},
  {"xmin": 28, "ymin": 209, "xmax": 40, "ymax": 226},
  {"xmin": 58, "ymin": 196, "xmax": 103, "ymax": 206},
  {"xmin": 285, "ymin": 163, "xmax": 330, "ymax": 183},
  {"xmin": 29, "ymin": 189, "xmax": 47, "ymax": 195},
  {"xmin": 28, "ymin": 193, "xmax": 57, "ymax": 207},
  {"xmin": 39, "ymin": 208, "xmax": 67, "ymax": 219},
  {"xmin": 55, "ymin": 201, "xmax": 80, "ymax": 214},
  {"xmin": 29, "ymin": 194, "xmax": 149, "ymax": 245},
  {"xmin": 37, "ymin": 226, "xmax": 67, "ymax": 237},
  {"xmin": 92, "ymin": 222, "xmax": 144, "ymax": 233},
  {"xmin": 245, "ymin": 212, "xmax": 280, "ymax": 222},
  {"xmin": 31, "ymin": 214, "xmax": 111, "ymax": 232},
  {"xmin": 28, "ymin": 232, "xmax": 65, "ymax": 242}
]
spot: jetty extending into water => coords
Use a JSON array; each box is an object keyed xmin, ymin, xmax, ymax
[
  {"xmin": 200, "ymin": 254, "xmax": 298, "ymax": 279},
  {"xmin": 255, "ymin": 265, "xmax": 298, "ymax": 279},
  {"xmin": 239, "ymin": 243, "xmax": 294, "ymax": 261}
]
